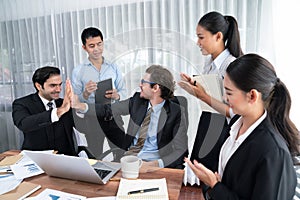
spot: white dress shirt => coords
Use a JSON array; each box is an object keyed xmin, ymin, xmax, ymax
[
  {"xmin": 202, "ymin": 49, "xmax": 236, "ymax": 79},
  {"xmin": 39, "ymin": 95, "xmax": 59, "ymax": 122},
  {"xmin": 218, "ymin": 111, "xmax": 267, "ymax": 177}
]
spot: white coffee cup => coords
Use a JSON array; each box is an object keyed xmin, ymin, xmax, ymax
[{"xmin": 120, "ymin": 155, "xmax": 143, "ymax": 179}]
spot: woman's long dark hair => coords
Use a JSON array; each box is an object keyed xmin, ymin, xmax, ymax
[
  {"xmin": 226, "ymin": 54, "xmax": 300, "ymax": 156},
  {"xmin": 198, "ymin": 11, "xmax": 243, "ymax": 58}
]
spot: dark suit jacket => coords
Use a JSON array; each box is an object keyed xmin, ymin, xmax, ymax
[
  {"xmin": 12, "ymin": 93, "xmax": 76, "ymax": 156},
  {"xmin": 93, "ymin": 92, "xmax": 188, "ymax": 169},
  {"xmin": 209, "ymin": 117, "xmax": 296, "ymax": 200}
]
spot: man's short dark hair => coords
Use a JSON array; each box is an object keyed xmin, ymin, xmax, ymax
[
  {"xmin": 81, "ymin": 27, "xmax": 103, "ymax": 45},
  {"xmin": 32, "ymin": 66, "xmax": 60, "ymax": 91},
  {"xmin": 146, "ymin": 65, "xmax": 175, "ymax": 100}
]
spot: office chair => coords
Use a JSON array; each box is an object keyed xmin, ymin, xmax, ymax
[
  {"xmin": 189, "ymin": 111, "xmax": 238, "ymax": 197},
  {"xmin": 72, "ymin": 110, "xmax": 116, "ymax": 159},
  {"xmin": 90, "ymin": 95, "xmax": 189, "ymax": 162},
  {"xmin": 170, "ymin": 95, "xmax": 189, "ymax": 127}
]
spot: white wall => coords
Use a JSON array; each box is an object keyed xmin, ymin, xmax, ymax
[{"xmin": 274, "ymin": 0, "xmax": 300, "ymax": 128}]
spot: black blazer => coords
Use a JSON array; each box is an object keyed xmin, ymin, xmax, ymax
[
  {"xmin": 93, "ymin": 92, "xmax": 189, "ymax": 169},
  {"xmin": 12, "ymin": 93, "xmax": 76, "ymax": 156},
  {"xmin": 209, "ymin": 117, "xmax": 296, "ymax": 200}
]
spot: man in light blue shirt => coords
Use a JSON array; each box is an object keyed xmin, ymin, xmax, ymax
[
  {"xmin": 71, "ymin": 27, "xmax": 126, "ymax": 102},
  {"xmin": 72, "ymin": 59, "xmax": 126, "ymax": 103},
  {"xmin": 71, "ymin": 27, "xmax": 126, "ymax": 158}
]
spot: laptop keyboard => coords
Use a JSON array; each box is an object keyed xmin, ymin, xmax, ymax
[{"xmin": 94, "ymin": 168, "xmax": 112, "ymax": 179}]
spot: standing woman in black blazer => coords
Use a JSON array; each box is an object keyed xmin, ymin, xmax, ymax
[{"xmin": 185, "ymin": 54, "xmax": 300, "ymax": 200}]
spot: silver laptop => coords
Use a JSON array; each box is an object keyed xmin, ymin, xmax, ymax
[{"xmin": 24, "ymin": 151, "xmax": 121, "ymax": 184}]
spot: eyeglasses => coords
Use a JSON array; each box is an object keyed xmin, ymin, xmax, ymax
[{"xmin": 141, "ymin": 79, "xmax": 156, "ymax": 85}]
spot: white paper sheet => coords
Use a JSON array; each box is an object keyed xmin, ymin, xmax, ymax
[
  {"xmin": 0, "ymin": 166, "xmax": 23, "ymax": 195},
  {"xmin": 73, "ymin": 127, "xmax": 88, "ymax": 147},
  {"xmin": 28, "ymin": 188, "xmax": 87, "ymax": 200},
  {"xmin": 0, "ymin": 150, "xmax": 52, "ymax": 196},
  {"xmin": 10, "ymin": 161, "xmax": 44, "ymax": 180}
]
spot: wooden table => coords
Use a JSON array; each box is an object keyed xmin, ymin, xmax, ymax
[{"xmin": 0, "ymin": 150, "xmax": 204, "ymax": 199}]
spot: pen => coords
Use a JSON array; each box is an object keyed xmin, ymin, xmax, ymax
[{"xmin": 128, "ymin": 187, "xmax": 159, "ymax": 195}]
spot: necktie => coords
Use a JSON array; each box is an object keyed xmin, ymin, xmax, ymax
[
  {"xmin": 46, "ymin": 101, "xmax": 55, "ymax": 148},
  {"xmin": 126, "ymin": 107, "xmax": 152, "ymax": 155},
  {"xmin": 47, "ymin": 102, "xmax": 53, "ymax": 110}
]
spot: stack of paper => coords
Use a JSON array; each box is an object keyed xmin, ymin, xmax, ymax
[
  {"xmin": 116, "ymin": 178, "xmax": 168, "ymax": 200},
  {"xmin": 0, "ymin": 150, "xmax": 52, "ymax": 196}
]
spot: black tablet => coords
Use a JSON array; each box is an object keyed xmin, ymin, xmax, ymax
[{"xmin": 95, "ymin": 78, "xmax": 112, "ymax": 104}]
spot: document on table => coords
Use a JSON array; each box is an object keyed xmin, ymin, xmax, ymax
[
  {"xmin": 0, "ymin": 150, "xmax": 52, "ymax": 196},
  {"xmin": 0, "ymin": 166, "xmax": 23, "ymax": 195},
  {"xmin": 31, "ymin": 188, "xmax": 87, "ymax": 200},
  {"xmin": 0, "ymin": 181, "xmax": 41, "ymax": 199},
  {"xmin": 116, "ymin": 178, "xmax": 168, "ymax": 200},
  {"xmin": 10, "ymin": 160, "xmax": 44, "ymax": 180},
  {"xmin": 9, "ymin": 150, "xmax": 58, "ymax": 180}
]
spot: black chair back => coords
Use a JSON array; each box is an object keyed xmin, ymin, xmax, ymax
[
  {"xmin": 170, "ymin": 96, "xmax": 189, "ymax": 127},
  {"xmin": 190, "ymin": 112, "xmax": 239, "ymax": 171}
]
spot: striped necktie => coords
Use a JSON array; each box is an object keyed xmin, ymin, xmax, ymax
[{"xmin": 125, "ymin": 107, "xmax": 152, "ymax": 155}]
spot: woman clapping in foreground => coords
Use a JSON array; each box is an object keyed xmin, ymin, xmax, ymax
[{"xmin": 186, "ymin": 54, "xmax": 300, "ymax": 200}]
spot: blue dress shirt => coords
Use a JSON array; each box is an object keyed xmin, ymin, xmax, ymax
[
  {"xmin": 133, "ymin": 100, "xmax": 165, "ymax": 167},
  {"xmin": 71, "ymin": 57, "xmax": 127, "ymax": 103}
]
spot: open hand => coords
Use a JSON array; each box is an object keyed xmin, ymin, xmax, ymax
[
  {"xmin": 184, "ymin": 158, "xmax": 219, "ymax": 188},
  {"xmin": 178, "ymin": 80, "xmax": 196, "ymax": 96},
  {"xmin": 178, "ymin": 73, "xmax": 209, "ymax": 101},
  {"xmin": 57, "ymin": 79, "xmax": 72, "ymax": 117}
]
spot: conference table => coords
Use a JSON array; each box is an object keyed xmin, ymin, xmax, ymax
[{"xmin": 0, "ymin": 150, "xmax": 204, "ymax": 199}]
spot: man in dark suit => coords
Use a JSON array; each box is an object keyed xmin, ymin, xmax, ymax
[
  {"xmin": 73, "ymin": 65, "xmax": 188, "ymax": 168},
  {"xmin": 12, "ymin": 66, "xmax": 77, "ymax": 156}
]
